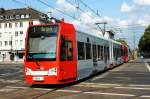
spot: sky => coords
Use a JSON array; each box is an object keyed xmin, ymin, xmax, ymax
[{"xmin": 0, "ymin": 0, "xmax": 150, "ymax": 49}]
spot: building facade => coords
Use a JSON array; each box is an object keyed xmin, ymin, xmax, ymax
[{"xmin": 0, "ymin": 7, "xmax": 48, "ymax": 62}]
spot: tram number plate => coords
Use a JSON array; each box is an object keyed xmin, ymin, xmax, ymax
[{"xmin": 33, "ymin": 77, "xmax": 44, "ymax": 81}]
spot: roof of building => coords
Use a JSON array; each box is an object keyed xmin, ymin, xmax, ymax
[{"xmin": 0, "ymin": 7, "xmax": 48, "ymax": 22}]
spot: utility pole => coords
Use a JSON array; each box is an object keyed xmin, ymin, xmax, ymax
[
  {"xmin": 133, "ymin": 31, "xmax": 136, "ymax": 59},
  {"xmin": 48, "ymin": 11, "xmax": 52, "ymax": 18},
  {"xmin": 95, "ymin": 22, "xmax": 107, "ymax": 36},
  {"xmin": 10, "ymin": 35, "xmax": 13, "ymax": 61}
]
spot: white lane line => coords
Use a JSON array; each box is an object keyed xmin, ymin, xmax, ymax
[
  {"xmin": 129, "ymin": 84, "xmax": 150, "ymax": 87},
  {"xmin": 33, "ymin": 88, "xmax": 150, "ymax": 98},
  {"xmin": 84, "ymin": 92, "xmax": 135, "ymax": 97},
  {"xmin": 0, "ymin": 79, "xmax": 22, "ymax": 83},
  {"xmin": 6, "ymin": 86, "xmax": 28, "ymax": 89},
  {"xmin": 57, "ymin": 89, "xmax": 81, "ymax": 93},
  {"xmin": 0, "ymin": 71, "xmax": 23, "ymax": 77},
  {"xmin": 33, "ymin": 88, "xmax": 53, "ymax": 91},
  {"xmin": 144, "ymin": 61, "xmax": 150, "ymax": 71},
  {"xmin": 80, "ymin": 82, "xmax": 121, "ymax": 86},
  {"xmin": 0, "ymin": 88, "xmax": 17, "ymax": 92},
  {"xmin": 141, "ymin": 95, "xmax": 150, "ymax": 98},
  {"xmin": 115, "ymin": 87, "xmax": 150, "ymax": 90},
  {"xmin": 74, "ymin": 84, "xmax": 109, "ymax": 88}
]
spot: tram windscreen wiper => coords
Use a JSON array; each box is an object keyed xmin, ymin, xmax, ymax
[{"xmin": 28, "ymin": 53, "xmax": 41, "ymax": 68}]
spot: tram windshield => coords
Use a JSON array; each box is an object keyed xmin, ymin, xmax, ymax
[{"xmin": 26, "ymin": 25, "xmax": 58, "ymax": 61}]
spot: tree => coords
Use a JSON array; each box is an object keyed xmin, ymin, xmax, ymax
[
  {"xmin": 116, "ymin": 38, "xmax": 127, "ymax": 45},
  {"xmin": 138, "ymin": 25, "xmax": 150, "ymax": 53}
]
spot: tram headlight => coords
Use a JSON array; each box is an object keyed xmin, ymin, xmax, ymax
[
  {"xmin": 48, "ymin": 67, "xmax": 57, "ymax": 76},
  {"xmin": 26, "ymin": 68, "xmax": 31, "ymax": 76}
]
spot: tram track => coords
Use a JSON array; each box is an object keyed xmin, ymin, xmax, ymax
[{"xmin": 31, "ymin": 88, "xmax": 58, "ymax": 99}]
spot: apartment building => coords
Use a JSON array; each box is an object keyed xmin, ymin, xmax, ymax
[{"xmin": 0, "ymin": 7, "xmax": 48, "ymax": 62}]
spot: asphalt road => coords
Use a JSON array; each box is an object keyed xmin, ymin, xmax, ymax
[{"xmin": 0, "ymin": 59, "xmax": 150, "ymax": 99}]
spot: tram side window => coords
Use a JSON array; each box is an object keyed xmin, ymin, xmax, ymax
[
  {"xmin": 120, "ymin": 48, "xmax": 122, "ymax": 57},
  {"xmin": 77, "ymin": 41, "xmax": 85, "ymax": 60},
  {"xmin": 113, "ymin": 47, "xmax": 115, "ymax": 58},
  {"xmin": 107, "ymin": 47, "xmax": 109, "ymax": 60},
  {"xmin": 86, "ymin": 43, "xmax": 91, "ymax": 59},
  {"xmin": 60, "ymin": 37, "xmax": 67, "ymax": 61},
  {"xmin": 101, "ymin": 46, "xmax": 103, "ymax": 60},
  {"xmin": 104, "ymin": 46, "xmax": 107, "ymax": 60},
  {"xmin": 92, "ymin": 44, "xmax": 97, "ymax": 59},
  {"xmin": 60, "ymin": 38, "xmax": 73, "ymax": 61},
  {"xmin": 118, "ymin": 48, "xmax": 120, "ymax": 57},
  {"xmin": 121, "ymin": 49, "xmax": 123, "ymax": 56},
  {"xmin": 98, "ymin": 45, "xmax": 101, "ymax": 60},
  {"xmin": 117, "ymin": 48, "xmax": 119, "ymax": 58},
  {"xmin": 115, "ymin": 48, "xmax": 118, "ymax": 60},
  {"xmin": 67, "ymin": 41, "xmax": 73, "ymax": 60}
]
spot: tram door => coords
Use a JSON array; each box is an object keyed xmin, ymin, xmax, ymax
[
  {"xmin": 59, "ymin": 36, "xmax": 77, "ymax": 81},
  {"xmin": 92, "ymin": 44, "xmax": 98, "ymax": 72}
]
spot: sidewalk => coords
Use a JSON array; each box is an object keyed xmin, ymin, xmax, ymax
[{"xmin": 87, "ymin": 58, "xmax": 150, "ymax": 85}]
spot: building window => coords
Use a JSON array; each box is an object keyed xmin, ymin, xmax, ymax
[
  {"xmin": 25, "ymin": 14, "xmax": 30, "ymax": 18},
  {"xmin": 9, "ymin": 41, "xmax": 12, "ymax": 46},
  {"xmin": 20, "ymin": 31, "xmax": 23, "ymax": 35},
  {"xmin": 16, "ymin": 15, "xmax": 20, "ymax": 19},
  {"xmin": 4, "ymin": 23, "xmax": 7, "ymax": 28},
  {"xmin": 5, "ymin": 41, "xmax": 8, "ymax": 46},
  {"xmin": 6, "ymin": 16, "xmax": 9, "ymax": 20},
  {"xmin": 9, "ymin": 16, "xmax": 14, "ymax": 19},
  {"xmin": 15, "ymin": 22, "xmax": 18, "ymax": 27},
  {"xmin": 20, "ymin": 22, "xmax": 23, "ymax": 27},
  {"xmin": 0, "ymin": 16, "xmax": 3, "ymax": 20},
  {"xmin": 15, "ymin": 40, "xmax": 18, "ymax": 45},
  {"xmin": 29, "ymin": 21, "xmax": 33, "ymax": 26},
  {"xmin": 15, "ymin": 31, "xmax": 18, "ymax": 36},
  {"xmin": 20, "ymin": 40, "xmax": 23, "ymax": 45},
  {"xmin": 21, "ymin": 15, "xmax": 24, "ymax": 18},
  {"xmin": 0, "ymin": 41, "xmax": 2, "ymax": 46},
  {"xmin": 9, "ymin": 23, "xmax": 12, "ymax": 28}
]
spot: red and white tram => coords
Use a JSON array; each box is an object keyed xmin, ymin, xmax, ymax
[{"xmin": 24, "ymin": 21, "xmax": 130, "ymax": 85}]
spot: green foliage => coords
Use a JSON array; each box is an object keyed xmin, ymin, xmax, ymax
[
  {"xmin": 116, "ymin": 38, "xmax": 127, "ymax": 45},
  {"xmin": 138, "ymin": 25, "xmax": 150, "ymax": 52}
]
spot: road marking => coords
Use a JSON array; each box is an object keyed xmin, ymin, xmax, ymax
[
  {"xmin": 57, "ymin": 89, "xmax": 81, "ymax": 93},
  {"xmin": 141, "ymin": 95, "xmax": 150, "ymax": 98},
  {"xmin": 129, "ymin": 84, "xmax": 150, "ymax": 87},
  {"xmin": 0, "ymin": 88, "xmax": 17, "ymax": 92},
  {"xmin": 115, "ymin": 87, "xmax": 150, "ymax": 90},
  {"xmin": 33, "ymin": 88, "xmax": 53, "ymax": 91},
  {"xmin": 0, "ymin": 79, "xmax": 22, "ymax": 83},
  {"xmin": 144, "ymin": 61, "xmax": 150, "ymax": 71},
  {"xmin": 6, "ymin": 86, "xmax": 28, "ymax": 89},
  {"xmin": 84, "ymin": 92, "xmax": 135, "ymax": 97},
  {"xmin": 74, "ymin": 84, "xmax": 109, "ymax": 88},
  {"xmin": 80, "ymin": 82, "xmax": 121, "ymax": 87},
  {"xmin": 0, "ymin": 71, "xmax": 23, "ymax": 77}
]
